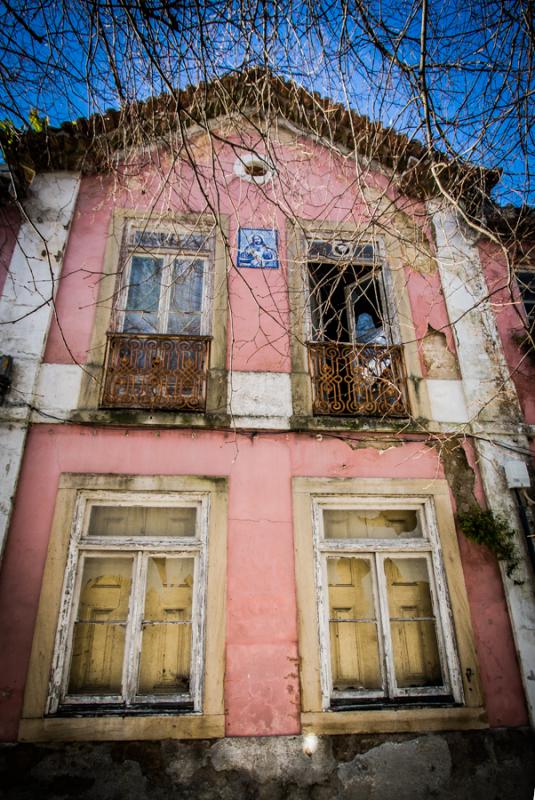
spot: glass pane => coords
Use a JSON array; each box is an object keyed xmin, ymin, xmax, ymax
[
  {"xmin": 328, "ymin": 558, "xmax": 382, "ymax": 691},
  {"xmin": 138, "ymin": 558, "xmax": 194, "ymax": 695},
  {"xmin": 385, "ymin": 558, "xmax": 443, "ymax": 688},
  {"xmin": 67, "ymin": 557, "xmax": 132, "ymax": 695},
  {"xmin": 88, "ymin": 506, "xmax": 197, "ymax": 538},
  {"xmin": 123, "ymin": 256, "xmax": 163, "ymax": 333},
  {"xmin": 167, "ymin": 258, "xmax": 204, "ymax": 335},
  {"xmin": 324, "ymin": 509, "xmax": 422, "ymax": 540}
]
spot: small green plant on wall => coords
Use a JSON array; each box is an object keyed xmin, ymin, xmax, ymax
[{"xmin": 458, "ymin": 508, "xmax": 522, "ymax": 583}]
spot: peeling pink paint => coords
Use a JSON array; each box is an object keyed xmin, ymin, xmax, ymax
[
  {"xmin": 478, "ymin": 239, "xmax": 535, "ymax": 423},
  {"xmin": 0, "ymin": 426, "xmax": 528, "ymax": 740},
  {"xmin": 44, "ymin": 135, "xmax": 441, "ymax": 376},
  {"xmin": 406, "ymin": 268, "xmax": 458, "ymax": 375},
  {"xmin": 0, "ymin": 130, "xmax": 529, "ymax": 742}
]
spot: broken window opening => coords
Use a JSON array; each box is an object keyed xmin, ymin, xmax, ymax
[
  {"xmin": 306, "ymin": 239, "xmax": 407, "ymax": 417},
  {"xmin": 307, "ymin": 241, "xmax": 392, "ymax": 345},
  {"xmin": 516, "ymin": 267, "xmax": 535, "ymax": 333}
]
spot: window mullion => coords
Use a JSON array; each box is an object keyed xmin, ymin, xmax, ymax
[
  {"xmin": 200, "ymin": 257, "xmax": 210, "ymax": 336},
  {"xmin": 374, "ymin": 552, "xmax": 395, "ymax": 698},
  {"xmin": 123, "ymin": 551, "xmax": 146, "ymax": 704}
]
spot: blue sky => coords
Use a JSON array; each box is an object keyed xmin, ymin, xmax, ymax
[{"xmin": 1, "ymin": 0, "xmax": 532, "ymax": 205}]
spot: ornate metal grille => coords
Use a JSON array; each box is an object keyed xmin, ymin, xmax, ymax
[
  {"xmin": 101, "ymin": 333, "xmax": 211, "ymax": 411},
  {"xmin": 307, "ymin": 342, "xmax": 408, "ymax": 417}
]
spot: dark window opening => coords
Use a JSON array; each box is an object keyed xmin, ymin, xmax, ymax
[
  {"xmin": 308, "ymin": 260, "xmax": 388, "ymax": 345},
  {"xmin": 516, "ymin": 268, "xmax": 535, "ymax": 331}
]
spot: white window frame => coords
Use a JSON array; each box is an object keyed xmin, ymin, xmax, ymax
[
  {"xmin": 312, "ymin": 494, "xmax": 463, "ymax": 710},
  {"xmin": 47, "ymin": 490, "xmax": 209, "ymax": 715},
  {"xmin": 114, "ymin": 222, "xmax": 213, "ymax": 336},
  {"xmin": 304, "ymin": 237, "xmax": 400, "ymax": 345}
]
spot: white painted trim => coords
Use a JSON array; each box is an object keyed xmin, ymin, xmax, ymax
[
  {"xmin": 34, "ymin": 364, "xmax": 84, "ymax": 418},
  {"xmin": 428, "ymin": 204, "xmax": 519, "ymax": 423}
]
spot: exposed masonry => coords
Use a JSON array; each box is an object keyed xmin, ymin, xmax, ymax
[
  {"xmin": 0, "ymin": 172, "xmax": 80, "ymax": 558},
  {"xmin": 1, "ymin": 730, "xmax": 533, "ymax": 800},
  {"xmin": 474, "ymin": 437, "xmax": 535, "ymax": 724},
  {"xmin": 227, "ymin": 371, "xmax": 293, "ymax": 429},
  {"xmin": 429, "ymin": 203, "xmax": 535, "ymax": 726},
  {"xmin": 429, "ymin": 203, "xmax": 519, "ymax": 423}
]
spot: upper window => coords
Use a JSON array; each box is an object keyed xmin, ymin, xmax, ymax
[
  {"xmin": 101, "ymin": 224, "xmax": 213, "ymax": 411},
  {"xmin": 515, "ymin": 266, "xmax": 535, "ymax": 333},
  {"xmin": 115, "ymin": 226, "xmax": 212, "ymax": 336},
  {"xmin": 305, "ymin": 239, "xmax": 408, "ymax": 417},
  {"xmin": 313, "ymin": 497, "xmax": 462, "ymax": 709},
  {"xmin": 307, "ymin": 239, "xmax": 392, "ymax": 345},
  {"xmin": 47, "ymin": 492, "xmax": 208, "ymax": 715}
]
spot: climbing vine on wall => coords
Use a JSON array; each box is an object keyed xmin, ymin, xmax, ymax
[{"xmin": 458, "ymin": 508, "xmax": 521, "ymax": 582}]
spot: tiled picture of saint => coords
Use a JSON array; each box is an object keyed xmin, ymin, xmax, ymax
[{"xmin": 237, "ymin": 228, "xmax": 279, "ymax": 269}]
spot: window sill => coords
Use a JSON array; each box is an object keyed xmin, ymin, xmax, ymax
[
  {"xmin": 18, "ymin": 713, "xmax": 225, "ymax": 742},
  {"xmin": 301, "ymin": 706, "xmax": 488, "ymax": 735}
]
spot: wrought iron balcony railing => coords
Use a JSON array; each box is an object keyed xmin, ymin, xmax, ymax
[
  {"xmin": 101, "ymin": 333, "xmax": 211, "ymax": 411},
  {"xmin": 307, "ymin": 341, "xmax": 408, "ymax": 417}
]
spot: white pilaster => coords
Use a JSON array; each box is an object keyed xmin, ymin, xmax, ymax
[
  {"xmin": 0, "ymin": 172, "xmax": 80, "ymax": 558},
  {"xmin": 429, "ymin": 204, "xmax": 519, "ymax": 424}
]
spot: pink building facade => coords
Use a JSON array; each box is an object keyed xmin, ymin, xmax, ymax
[{"xmin": 0, "ymin": 76, "xmax": 533, "ymax": 796}]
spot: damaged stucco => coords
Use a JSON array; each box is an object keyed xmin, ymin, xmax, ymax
[{"xmin": 0, "ymin": 730, "xmax": 533, "ymax": 800}]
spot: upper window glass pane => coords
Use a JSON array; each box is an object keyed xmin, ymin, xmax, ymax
[
  {"xmin": 323, "ymin": 508, "xmax": 422, "ymax": 540},
  {"xmin": 88, "ymin": 506, "xmax": 197, "ymax": 538},
  {"xmin": 123, "ymin": 255, "xmax": 163, "ymax": 333},
  {"xmin": 167, "ymin": 258, "xmax": 204, "ymax": 335},
  {"xmin": 516, "ymin": 268, "xmax": 535, "ymax": 326}
]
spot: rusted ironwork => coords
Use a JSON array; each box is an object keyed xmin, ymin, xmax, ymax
[
  {"xmin": 307, "ymin": 342, "xmax": 408, "ymax": 417},
  {"xmin": 101, "ymin": 333, "xmax": 211, "ymax": 411}
]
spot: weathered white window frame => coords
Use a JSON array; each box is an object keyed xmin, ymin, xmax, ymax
[
  {"xmin": 312, "ymin": 494, "xmax": 463, "ymax": 710},
  {"xmin": 113, "ymin": 221, "xmax": 214, "ymax": 336},
  {"xmin": 47, "ymin": 490, "xmax": 209, "ymax": 715}
]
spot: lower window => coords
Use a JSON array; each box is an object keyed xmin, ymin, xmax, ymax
[
  {"xmin": 48, "ymin": 494, "xmax": 208, "ymax": 715},
  {"xmin": 314, "ymin": 500, "xmax": 462, "ymax": 708}
]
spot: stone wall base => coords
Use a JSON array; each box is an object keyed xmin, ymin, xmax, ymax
[{"xmin": 1, "ymin": 729, "xmax": 534, "ymax": 800}]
